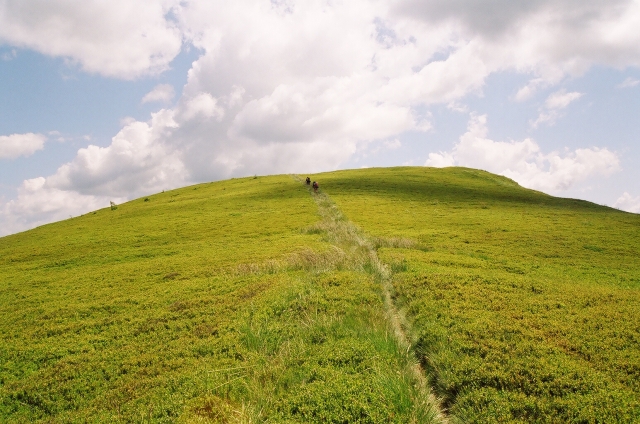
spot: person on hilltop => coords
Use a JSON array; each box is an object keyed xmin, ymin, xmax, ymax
[
  {"xmin": 306, "ymin": 176, "xmax": 311, "ymax": 185},
  {"xmin": 312, "ymin": 181, "xmax": 319, "ymax": 193}
]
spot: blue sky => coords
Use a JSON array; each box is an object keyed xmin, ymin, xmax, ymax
[
  {"xmin": 0, "ymin": 47, "xmax": 199, "ymax": 199},
  {"xmin": 1, "ymin": 0, "xmax": 640, "ymax": 235}
]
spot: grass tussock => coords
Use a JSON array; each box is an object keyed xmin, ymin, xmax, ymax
[
  {"xmin": 230, "ymin": 278, "xmax": 440, "ymax": 423},
  {"xmin": 371, "ymin": 236, "xmax": 415, "ymax": 250},
  {"xmin": 179, "ymin": 394, "xmax": 255, "ymax": 423},
  {"xmin": 235, "ymin": 245, "xmax": 381, "ymax": 276},
  {"xmin": 235, "ymin": 246, "xmax": 350, "ymax": 275}
]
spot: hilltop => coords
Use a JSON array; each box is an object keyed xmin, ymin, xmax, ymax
[{"xmin": 1, "ymin": 167, "xmax": 638, "ymax": 423}]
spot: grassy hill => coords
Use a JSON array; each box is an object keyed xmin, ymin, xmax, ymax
[{"xmin": 1, "ymin": 167, "xmax": 638, "ymax": 423}]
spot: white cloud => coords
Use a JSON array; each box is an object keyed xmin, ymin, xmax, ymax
[
  {"xmin": 384, "ymin": 139, "xmax": 402, "ymax": 150},
  {"xmin": 425, "ymin": 151, "xmax": 455, "ymax": 167},
  {"xmin": 0, "ymin": 0, "xmax": 182, "ymax": 79},
  {"xmin": 531, "ymin": 89, "xmax": 583, "ymax": 127},
  {"xmin": 426, "ymin": 114, "xmax": 619, "ymax": 192},
  {"xmin": 0, "ymin": 133, "xmax": 46, "ymax": 159},
  {"xmin": 613, "ymin": 192, "xmax": 640, "ymax": 213},
  {"xmin": 3, "ymin": 0, "xmax": 640, "ymax": 234},
  {"xmin": 617, "ymin": 77, "xmax": 640, "ymax": 88},
  {"xmin": 142, "ymin": 84, "xmax": 175, "ymax": 104},
  {"xmin": 0, "ymin": 111, "xmax": 185, "ymax": 235},
  {"xmin": 447, "ymin": 101, "xmax": 469, "ymax": 112},
  {"xmin": 393, "ymin": 0, "xmax": 640, "ymax": 73},
  {"xmin": 119, "ymin": 117, "xmax": 137, "ymax": 127},
  {"xmin": 544, "ymin": 90, "xmax": 583, "ymax": 110},
  {"xmin": 47, "ymin": 109, "xmax": 184, "ymax": 197},
  {"xmin": 180, "ymin": 93, "xmax": 224, "ymax": 122},
  {"xmin": 514, "ymin": 78, "xmax": 554, "ymax": 102},
  {"xmin": 0, "ymin": 177, "xmax": 120, "ymax": 236}
]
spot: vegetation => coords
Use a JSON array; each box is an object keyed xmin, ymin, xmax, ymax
[
  {"xmin": 1, "ymin": 167, "xmax": 638, "ymax": 422},
  {"xmin": 319, "ymin": 167, "xmax": 640, "ymax": 423},
  {"xmin": 0, "ymin": 174, "xmax": 440, "ymax": 423}
]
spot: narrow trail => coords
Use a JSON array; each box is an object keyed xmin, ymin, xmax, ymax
[{"xmin": 295, "ymin": 176, "xmax": 448, "ymax": 423}]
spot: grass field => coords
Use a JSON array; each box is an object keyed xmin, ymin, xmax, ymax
[
  {"xmin": 1, "ymin": 167, "xmax": 639, "ymax": 423},
  {"xmin": 0, "ymin": 174, "xmax": 439, "ymax": 423},
  {"xmin": 319, "ymin": 167, "xmax": 640, "ymax": 423}
]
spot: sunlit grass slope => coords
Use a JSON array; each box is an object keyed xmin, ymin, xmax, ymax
[
  {"xmin": 319, "ymin": 167, "xmax": 640, "ymax": 423},
  {"xmin": 0, "ymin": 175, "xmax": 431, "ymax": 423},
  {"xmin": 2, "ymin": 167, "xmax": 639, "ymax": 423}
]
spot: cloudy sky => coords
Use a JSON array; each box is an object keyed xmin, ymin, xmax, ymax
[{"xmin": 1, "ymin": 0, "xmax": 640, "ymax": 236}]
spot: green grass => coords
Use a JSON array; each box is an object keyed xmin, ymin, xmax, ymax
[
  {"xmin": 1, "ymin": 167, "xmax": 639, "ymax": 423},
  {"xmin": 0, "ymin": 174, "xmax": 437, "ymax": 423},
  {"xmin": 317, "ymin": 166, "xmax": 640, "ymax": 423}
]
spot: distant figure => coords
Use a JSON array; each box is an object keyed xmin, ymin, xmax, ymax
[
  {"xmin": 306, "ymin": 177, "xmax": 311, "ymax": 185},
  {"xmin": 312, "ymin": 181, "xmax": 319, "ymax": 193}
]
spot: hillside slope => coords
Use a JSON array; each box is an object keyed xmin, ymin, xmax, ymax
[
  {"xmin": 319, "ymin": 167, "xmax": 640, "ymax": 422},
  {"xmin": 1, "ymin": 167, "xmax": 639, "ymax": 423},
  {"xmin": 0, "ymin": 174, "xmax": 439, "ymax": 423}
]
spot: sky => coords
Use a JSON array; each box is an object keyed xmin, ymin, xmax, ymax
[{"xmin": 1, "ymin": 0, "xmax": 640, "ymax": 236}]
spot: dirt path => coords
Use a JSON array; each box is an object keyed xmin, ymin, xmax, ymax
[{"xmin": 295, "ymin": 176, "xmax": 448, "ymax": 423}]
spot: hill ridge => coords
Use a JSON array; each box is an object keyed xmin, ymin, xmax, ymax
[{"xmin": 1, "ymin": 167, "xmax": 638, "ymax": 422}]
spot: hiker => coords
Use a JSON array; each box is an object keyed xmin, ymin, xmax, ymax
[
  {"xmin": 306, "ymin": 177, "xmax": 311, "ymax": 185},
  {"xmin": 312, "ymin": 181, "xmax": 319, "ymax": 193}
]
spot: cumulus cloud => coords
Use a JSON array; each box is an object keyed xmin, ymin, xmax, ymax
[
  {"xmin": 142, "ymin": 84, "xmax": 175, "ymax": 104},
  {"xmin": 447, "ymin": 101, "xmax": 469, "ymax": 113},
  {"xmin": 0, "ymin": 133, "xmax": 46, "ymax": 159},
  {"xmin": 0, "ymin": 112, "xmax": 184, "ymax": 235},
  {"xmin": 544, "ymin": 90, "xmax": 584, "ymax": 109},
  {"xmin": 47, "ymin": 110, "xmax": 184, "ymax": 197},
  {"xmin": 3, "ymin": 0, "xmax": 640, "ymax": 234},
  {"xmin": 426, "ymin": 114, "xmax": 619, "ymax": 192},
  {"xmin": 180, "ymin": 93, "xmax": 224, "ymax": 122},
  {"xmin": 425, "ymin": 151, "xmax": 455, "ymax": 168},
  {"xmin": 514, "ymin": 78, "xmax": 551, "ymax": 102},
  {"xmin": 389, "ymin": 0, "xmax": 640, "ymax": 119},
  {"xmin": 531, "ymin": 89, "xmax": 583, "ymax": 127},
  {"xmin": 384, "ymin": 139, "xmax": 402, "ymax": 150},
  {"xmin": 613, "ymin": 192, "xmax": 640, "ymax": 213},
  {"xmin": 0, "ymin": 177, "xmax": 120, "ymax": 236},
  {"xmin": 0, "ymin": 0, "xmax": 182, "ymax": 79},
  {"xmin": 393, "ymin": 0, "xmax": 640, "ymax": 72}
]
